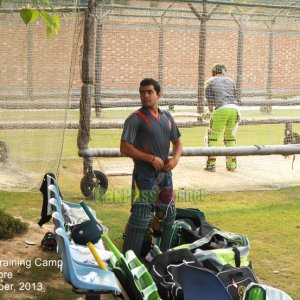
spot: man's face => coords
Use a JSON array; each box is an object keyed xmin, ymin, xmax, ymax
[{"xmin": 139, "ymin": 85, "xmax": 160, "ymax": 108}]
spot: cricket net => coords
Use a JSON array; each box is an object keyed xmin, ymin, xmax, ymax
[{"xmin": 0, "ymin": 0, "xmax": 300, "ymax": 197}]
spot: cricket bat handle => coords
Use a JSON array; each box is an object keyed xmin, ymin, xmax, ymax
[{"xmin": 87, "ymin": 242, "xmax": 108, "ymax": 270}]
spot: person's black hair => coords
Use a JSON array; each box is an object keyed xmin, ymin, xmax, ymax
[{"xmin": 139, "ymin": 78, "xmax": 161, "ymax": 94}]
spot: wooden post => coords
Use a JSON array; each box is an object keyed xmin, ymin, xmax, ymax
[
  {"xmin": 158, "ymin": 25, "xmax": 164, "ymax": 88},
  {"xmin": 197, "ymin": 18, "xmax": 206, "ymax": 115},
  {"xmin": 77, "ymin": 0, "xmax": 95, "ymax": 175},
  {"xmin": 189, "ymin": 2, "xmax": 219, "ymax": 119},
  {"xmin": 236, "ymin": 25, "xmax": 244, "ymax": 105},
  {"xmin": 27, "ymin": 24, "xmax": 33, "ymax": 101},
  {"xmin": 95, "ymin": 16, "xmax": 103, "ymax": 118},
  {"xmin": 231, "ymin": 11, "xmax": 252, "ymax": 106}
]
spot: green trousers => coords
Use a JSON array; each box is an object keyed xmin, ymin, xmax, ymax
[{"xmin": 206, "ymin": 107, "xmax": 239, "ymax": 169}]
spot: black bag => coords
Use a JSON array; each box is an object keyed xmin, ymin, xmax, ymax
[
  {"xmin": 149, "ymin": 248, "xmax": 204, "ymax": 300},
  {"xmin": 217, "ymin": 266, "xmax": 258, "ymax": 300},
  {"xmin": 71, "ymin": 220, "xmax": 103, "ymax": 245},
  {"xmin": 41, "ymin": 231, "xmax": 57, "ymax": 251}
]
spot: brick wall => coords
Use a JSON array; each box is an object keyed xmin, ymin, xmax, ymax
[{"xmin": 1, "ymin": 13, "xmax": 299, "ymax": 98}]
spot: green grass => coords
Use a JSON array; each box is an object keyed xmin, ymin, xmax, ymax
[
  {"xmin": 1, "ymin": 187, "xmax": 300, "ymax": 299},
  {"xmin": 1, "ymin": 108, "xmax": 300, "ymax": 166},
  {"xmin": 0, "ymin": 210, "xmax": 29, "ymax": 238},
  {"xmin": 2, "ymin": 123, "xmax": 298, "ymax": 159},
  {"xmin": 1, "ymin": 106, "xmax": 300, "ymax": 121}
]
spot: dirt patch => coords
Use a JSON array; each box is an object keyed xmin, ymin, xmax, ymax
[
  {"xmin": 0, "ymin": 220, "xmax": 61, "ymax": 299},
  {"xmin": 0, "ymin": 219, "xmax": 119, "ymax": 300},
  {"xmin": 0, "ymin": 219, "xmax": 53, "ymax": 272},
  {"xmin": 1, "ymin": 154, "xmax": 299, "ymax": 196}
]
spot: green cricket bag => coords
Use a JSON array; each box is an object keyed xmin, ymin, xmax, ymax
[
  {"xmin": 160, "ymin": 207, "xmax": 206, "ymax": 250},
  {"xmin": 141, "ymin": 207, "xmax": 206, "ymax": 256},
  {"xmin": 173, "ymin": 228, "xmax": 250, "ymax": 272},
  {"xmin": 242, "ymin": 283, "xmax": 293, "ymax": 300},
  {"xmin": 175, "ymin": 208, "xmax": 205, "ymax": 227}
]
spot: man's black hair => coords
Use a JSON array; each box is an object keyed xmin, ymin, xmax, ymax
[{"xmin": 139, "ymin": 78, "xmax": 161, "ymax": 94}]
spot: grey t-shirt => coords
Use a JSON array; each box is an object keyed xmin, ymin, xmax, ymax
[
  {"xmin": 121, "ymin": 107, "xmax": 181, "ymax": 163},
  {"xmin": 205, "ymin": 75, "xmax": 237, "ymax": 108}
]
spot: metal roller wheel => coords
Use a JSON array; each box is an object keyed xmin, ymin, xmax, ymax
[{"xmin": 80, "ymin": 170, "xmax": 108, "ymax": 199}]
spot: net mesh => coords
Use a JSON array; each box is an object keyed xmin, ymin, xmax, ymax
[
  {"xmin": 0, "ymin": 0, "xmax": 300, "ymax": 196},
  {"xmin": 0, "ymin": 1, "xmax": 79, "ymax": 190}
]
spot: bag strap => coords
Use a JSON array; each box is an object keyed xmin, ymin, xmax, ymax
[{"xmin": 233, "ymin": 247, "xmax": 241, "ymax": 267}]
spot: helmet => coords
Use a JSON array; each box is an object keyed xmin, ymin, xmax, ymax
[{"xmin": 211, "ymin": 64, "xmax": 227, "ymax": 75}]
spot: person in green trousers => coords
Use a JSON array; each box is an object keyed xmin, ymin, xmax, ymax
[{"xmin": 204, "ymin": 64, "xmax": 240, "ymax": 172}]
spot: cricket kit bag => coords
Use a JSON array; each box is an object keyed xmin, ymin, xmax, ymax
[
  {"xmin": 173, "ymin": 228, "xmax": 251, "ymax": 272},
  {"xmin": 217, "ymin": 266, "xmax": 258, "ymax": 300},
  {"xmin": 149, "ymin": 248, "xmax": 204, "ymax": 300},
  {"xmin": 157, "ymin": 207, "xmax": 206, "ymax": 251},
  {"xmin": 150, "ymin": 250, "xmax": 257, "ymax": 300}
]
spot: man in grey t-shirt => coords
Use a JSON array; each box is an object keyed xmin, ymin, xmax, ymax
[
  {"xmin": 120, "ymin": 78, "xmax": 182, "ymax": 257},
  {"xmin": 204, "ymin": 64, "xmax": 239, "ymax": 172}
]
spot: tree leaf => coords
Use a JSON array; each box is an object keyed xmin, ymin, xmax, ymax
[
  {"xmin": 0, "ymin": 0, "xmax": 2, "ymax": 8},
  {"xmin": 29, "ymin": 10, "xmax": 40, "ymax": 23},
  {"xmin": 40, "ymin": 10, "xmax": 53, "ymax": 27},
  {"xmin": 52, "ymin": 14, "xmax": 60, "ymax": 34},
  {"xmin": 46, "ymin": 25, "xmax": 53, "ymax": 38},
  {"xmin": 20, "ymin": 8, "xmax": 33, "ymax": 25}
]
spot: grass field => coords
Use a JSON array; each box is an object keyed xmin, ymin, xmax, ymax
[
  {"xmin": 2, "ymin": 122, "xmax": 300, "ymax": 157},
  {"xmin": 0, "ymin": 187, "xmax": 300, "ymax": 299},
  {"xmin": 1, "ymin": 109, "xmax": 300, "ymax": 195},
  {"xmin": 1, "ymin": 106, "xmax": 300, "ymax": 121}
]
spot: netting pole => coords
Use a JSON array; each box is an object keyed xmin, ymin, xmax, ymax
[
  {"xmin": 263, "ymin": 20, "xmax": 275, "ymax": 113},
  {"xmin": 94, "ymin": 14, "xmax": 103, "ymax": 118},
  {"xmin": 152, "ymin": 4, "xmax": 174, "ymax": 96},
  {"xmin": 189, "ymin": 2, "xmax": 219, "ymax": 119},
  {"xmin": 236, "ymin": 26, "xmax": 244, "ymax": 105},
  {"xmin": 232, "ymin": 13, "xmax": 245, "ymax": 105},
  {"xmin": 264, "ymin": 4, "xmax": 292, "ymax": 113},
  {"xmin": 94, "ymin": 4, "xmax": 111, "ymax": 118},
  {"xmin": 158, "ymin": 24, "xmax": 164, "ymax": 89},
  {"xmin": 27, "ymin": 24, "xmax": 33, "ymax": 101},
  {"xmin": 77, "ymin": 0, "xmax": 95, "ymax": 176}
]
